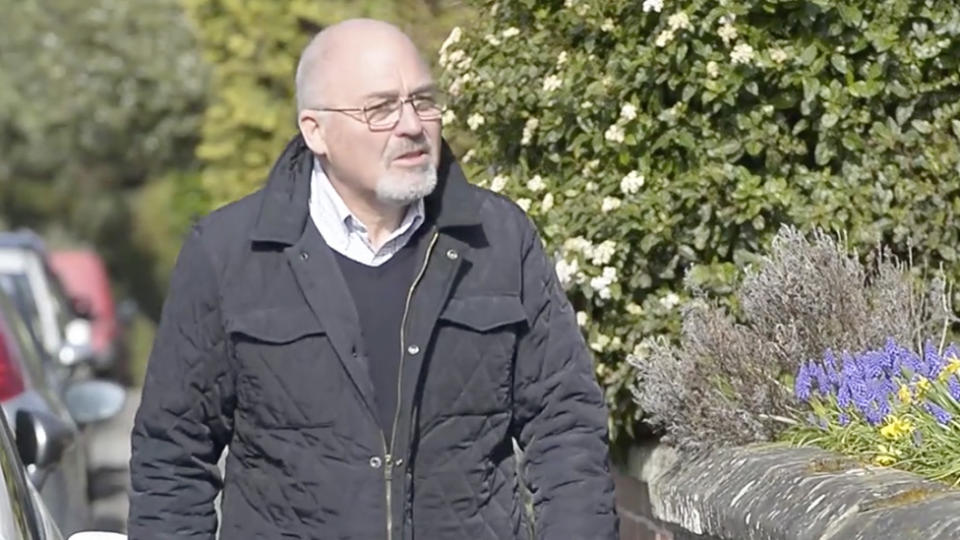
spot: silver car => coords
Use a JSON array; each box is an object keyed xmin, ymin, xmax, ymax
[
  {"xmin": 0, "ymin": 285, "xmax": 125, "ymax": 535},
  {"xmin": 0, "ymin": 392, "xmax": 123, "ymax": 540}
]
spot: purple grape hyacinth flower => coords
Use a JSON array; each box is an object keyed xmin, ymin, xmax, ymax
[
  {"xmin": 924, "ymin": 402, "xmax": 953, "ymax": 426},
  {"xmin": 795, "ymin": 362, "xmax": 813, "ymax": 402}
]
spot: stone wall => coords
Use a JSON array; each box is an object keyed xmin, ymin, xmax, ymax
[{"xmin": 614, "ymin": 441, "xmax": 960, "ymax": 540}]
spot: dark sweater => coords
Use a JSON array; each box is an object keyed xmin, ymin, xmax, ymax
[{"xmin": 333, "ymin": 233, "xmax": 424, "ymax": 440}]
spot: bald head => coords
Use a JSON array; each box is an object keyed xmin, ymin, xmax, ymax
[{"xmin": 295, "ymin": 19, "xmax": 428, "ymax": 111}]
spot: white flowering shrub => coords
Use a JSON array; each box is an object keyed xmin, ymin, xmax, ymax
[{"xmin": 439, "ymin": 0, "xmax": 960, "ymax": 444}]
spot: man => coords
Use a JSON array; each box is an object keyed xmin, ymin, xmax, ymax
[{"xmin": 128, "ymin": 18, "xmax": 617, "ymax": 539}]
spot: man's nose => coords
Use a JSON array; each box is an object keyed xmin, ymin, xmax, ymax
[{"xmin": 393, "ymin": 100, "xmax": 424, "ymax": 136}]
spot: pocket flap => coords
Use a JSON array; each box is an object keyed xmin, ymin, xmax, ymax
[
  {"xmin": 439, "ymin": 295, "xmax": 528, "ymax": 332},
  {"xmin": 224, "ymin": 306, "xmax": 324, "ymax": 344}
]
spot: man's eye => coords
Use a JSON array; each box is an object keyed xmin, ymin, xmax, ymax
[
  {"xmin": 412, "ymin": 96, "xmax": 439, "ymax": 110},
  {"xmin": 366, "ymin": 100, "xmax": 395, "ymax": 113}
]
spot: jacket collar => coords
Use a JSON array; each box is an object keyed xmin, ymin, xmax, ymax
[{"xmin": 250, "ymin": 133, "xmax": 482, "ymax": 245}]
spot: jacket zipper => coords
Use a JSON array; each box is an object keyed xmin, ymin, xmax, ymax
[{"xmin": 383, "ymin": 231, "xmax": 439, "ymax": 540}]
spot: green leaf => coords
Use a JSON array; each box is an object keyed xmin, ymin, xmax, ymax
[
  {"xmin": 838, "ymin": 5, "xmax": 863, "ymax": 26},
  {"xmin": 800, "ymin": 43, "xmax": 818, "ymax": 65},
  {"xmin": 821, "ymin": 112, "xmax": 839, "ymax": 129},
  {"xmin": 717, "ymin": 139, "xmax": 742, "ymax": 156},
  {"xmin": 830, "ymin": 54, "xmax": 849, "ymax": 74},
  {"xmin": 896, "ymin": 103, "xmax": 914, "ymax": 125},
  {"xmin": 815, "ymin": 140, "xmax": 835, "ymax": 165}
]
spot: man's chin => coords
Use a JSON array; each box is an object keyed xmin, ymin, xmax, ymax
[{"xmin": 376, "ymin": 171, "xmax": 438, "ymax": 205}]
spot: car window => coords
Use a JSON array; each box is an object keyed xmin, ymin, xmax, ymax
[
  {"xmin": 0, "ymin": 405, "xmax": 42, "ymax": 540},
  {"xmin": 0, "ymin": 275, "xmax": 41, "ymax": 349},
  {"xmin": 40, "ymin": 264, "xmax": 74, "ymax": 331},
  {"xmin": 0, "ymin": 293, "xmax": 47, "ymax": 389}
]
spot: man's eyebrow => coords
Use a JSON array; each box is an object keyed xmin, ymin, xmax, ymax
[{"xmin": 361, "ymin": 83, "xmax": 438, "ymax": 100}]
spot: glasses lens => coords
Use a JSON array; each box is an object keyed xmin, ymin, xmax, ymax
[
  {"xmin": 364, "ymin": 100, "xmax": 401, "ymax": 128},
  {"xmin": 412, "ymin": 96, "xmax": 443, "ymax": 120}
]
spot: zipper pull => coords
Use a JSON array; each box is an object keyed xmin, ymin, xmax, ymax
[{"xmin": 384, "ymin": 454, "xmax": 393, "ymax": 481}]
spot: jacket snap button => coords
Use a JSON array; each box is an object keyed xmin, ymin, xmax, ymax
[
  {"xmin": 407, "ymin": 345, "xmax": 420, "ymax": 355},
  {"xmin": 299, "ymin": 251, "xmax": 309, "ymax": 261},
  {"xmin": 369, "ymin": 456, "xmax": 382, "ymax": 469},
  {"xmin": 394, "ymin": 458, "xmax": 404, "ymax": 467},
  {"xmin": 445, "ymin": 249, "xmax": 459, "ymax": 260}
]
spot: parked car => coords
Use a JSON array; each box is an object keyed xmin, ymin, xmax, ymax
[
  {"xmin": 0, "ymin": 231, "xmax": 96, "ymax": 373},
  {"xmin": 0, "ymin": 284, "xmax": 125, "ymax": 535},
  {"xmin": 0, "ymin": 394, "xmax": 124, "ymax": 540},
  {"xmin": 48, "ymin": 250, "xmax": 130, "ymax": 383}
]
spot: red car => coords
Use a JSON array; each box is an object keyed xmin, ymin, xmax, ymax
[{"xmin": 46, "ymin": 250, "xmax": 127, "ymax": 383}]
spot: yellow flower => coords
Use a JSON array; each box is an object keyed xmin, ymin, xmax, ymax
[
  {"xmin": 880, "ymin": 416, "xmax": 913, "ymax": 440},
  {"xmin": 898, "ymin": 384, "xmax": 912, "ymax": 404},
  {"xmin": 873, "ymin": 454, "xmax": 896, "ymax": 466},
  {"xmin": 938, "ymin": 357, "xmax": 960, "ymax": 381},
  {"xmin": 874, "ymin": 444, "xmax": 902, "ymax": 466},
  {"xmin": 916, "ymin": 377, "xmax": 931, "ymax": 397}
]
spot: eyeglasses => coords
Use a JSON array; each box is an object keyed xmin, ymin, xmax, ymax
[{"xmin": 309, "ymin": 92, "xmax": 446, "ymax": 130}]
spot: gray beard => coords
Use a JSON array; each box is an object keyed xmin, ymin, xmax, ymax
[{"xmin": 375, "ymin": 164, "xmax": 438, "ymax": 206}]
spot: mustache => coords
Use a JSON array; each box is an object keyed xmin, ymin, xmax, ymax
[{"xmin": 386, "ymin": 140, "xmax": 432, "ymax": 160}]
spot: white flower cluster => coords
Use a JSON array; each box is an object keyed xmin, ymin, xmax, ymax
[
  {"xmin": 438, "ymin": 27, "xmax": 461, "ymax": 58},
  {"xmin": 590, "ymin": 240, "xmax": 617, "ymax": 265},
  {"xmin": 620, "ymin": 171, "xmax": 645, "ymax": 195},
  {"xmin": 718, "ymin": 13, "xmax": 738, "ymax": 46},
  {"xmin": 655, "ymin": 29, "xmax": 675, "ymax": 48},
  {"xmin": 467, "ymin": 113, "xmax": 485, "ymax": 131},
  {"xmin": 601, "ymin": 197, "xmax": 622, "ymax": 212},
  {"xmin": 521, "ymin": 117, "xmax": 539, "ymax": 146},
  {"xmin": 555, "ymin": 257, "xmax": 579, "ymax": 288},
  {"xmin": 620, "ymin": 103, "xmax": 638, "ymax": 122},
  {"xmin": 659, "ymin": 292, "xmax": 681, "ymax": 309},
  {"xmin": 643, "ymin": 0, "xmax": 664, "ymax": 13},
  {"xmin": 730, "ymin": 43, "xmax": 755, "ymax": 65},
  {"xmin": 541, "ymin": 192, "xmax": 555, "ymax": 212},
  {"xmin": 526, "ymin": 175, "xmax": 546, "ymax": 192},
  {"xmin": 604, "ymin": 124, "xmax": 625, "ymax": 143},
  {"xmin": 489, "ymin": 174, "xmax": 508, "ymax": 193},
  {"xmin": 667, "ymin": 12, "xmax": 692, "ymax": 31},
  {"xmin": 769, "ymin": 47, "xmax": 789, "ymax": 64},
  {"xmin": 590, "ymin": 266, "xmax": 618, "ymax": 300},
  {"xmin": 542, "ymin": 74, "xmax": 563, "ymax": 92}
]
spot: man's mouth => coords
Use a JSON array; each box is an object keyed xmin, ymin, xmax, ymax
[{"xmin": 393, "ymin": 149, "xmax": 429, "ymax": 164}]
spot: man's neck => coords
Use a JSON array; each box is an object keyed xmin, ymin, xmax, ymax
[{"xmin": 327, "ymin": 174, "xmax": 406, "ymax": 249}]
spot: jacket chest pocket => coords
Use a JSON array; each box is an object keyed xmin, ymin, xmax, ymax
[
  {"xmin": 423, "ymin": 295, "xmax": 528, "ymax": 416},
  {"xmin": 225, "ymin": 307, "xmax": 342, "ymax": 428}
]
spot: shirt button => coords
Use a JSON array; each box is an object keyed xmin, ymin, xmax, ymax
[
  {"xmin": 445, "ymin": 249, "xmax": 459, "ymax": 260},
  {"xmin": 369, "ymin": 456, "xmax": 382, "ymax": 469},
  {"xmin": 407, "ymin": 345, "xmax": 420, "ymax": 355},
  {"xmin": 299, "ymin": 251, "xmax": 309, "ymax": 261}
]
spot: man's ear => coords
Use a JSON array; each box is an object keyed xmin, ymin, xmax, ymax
[{"xmin": 298, "ymin": 110, "xmax": 328, "ymax": 156}]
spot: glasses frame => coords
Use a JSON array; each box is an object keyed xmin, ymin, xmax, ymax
[{"xmin": 307, "ymin": 92, "xmax": 446, "ymax": 131}]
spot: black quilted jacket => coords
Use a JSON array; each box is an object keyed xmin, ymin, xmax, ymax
[{"xmin": 127, "ymin": 135, "xmax": 618, "ymax": 539}]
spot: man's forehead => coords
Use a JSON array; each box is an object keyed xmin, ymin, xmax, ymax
[{"xmin": 330, "ymin": 49, "xmax": 434, "ymax": 100}]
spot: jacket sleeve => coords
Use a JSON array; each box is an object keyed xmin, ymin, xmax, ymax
[
  {"xmin": 512, "ymin": 219, "xmax": 619, "ymax": 539},
  {"xmin": 128, "ymin": 225, "xmax": 235, "ymax": 539}
]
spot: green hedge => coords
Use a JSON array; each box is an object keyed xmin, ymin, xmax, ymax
[{"xmin": 440, "ymin": 0, "xmax": 960, "ymax": 444}]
